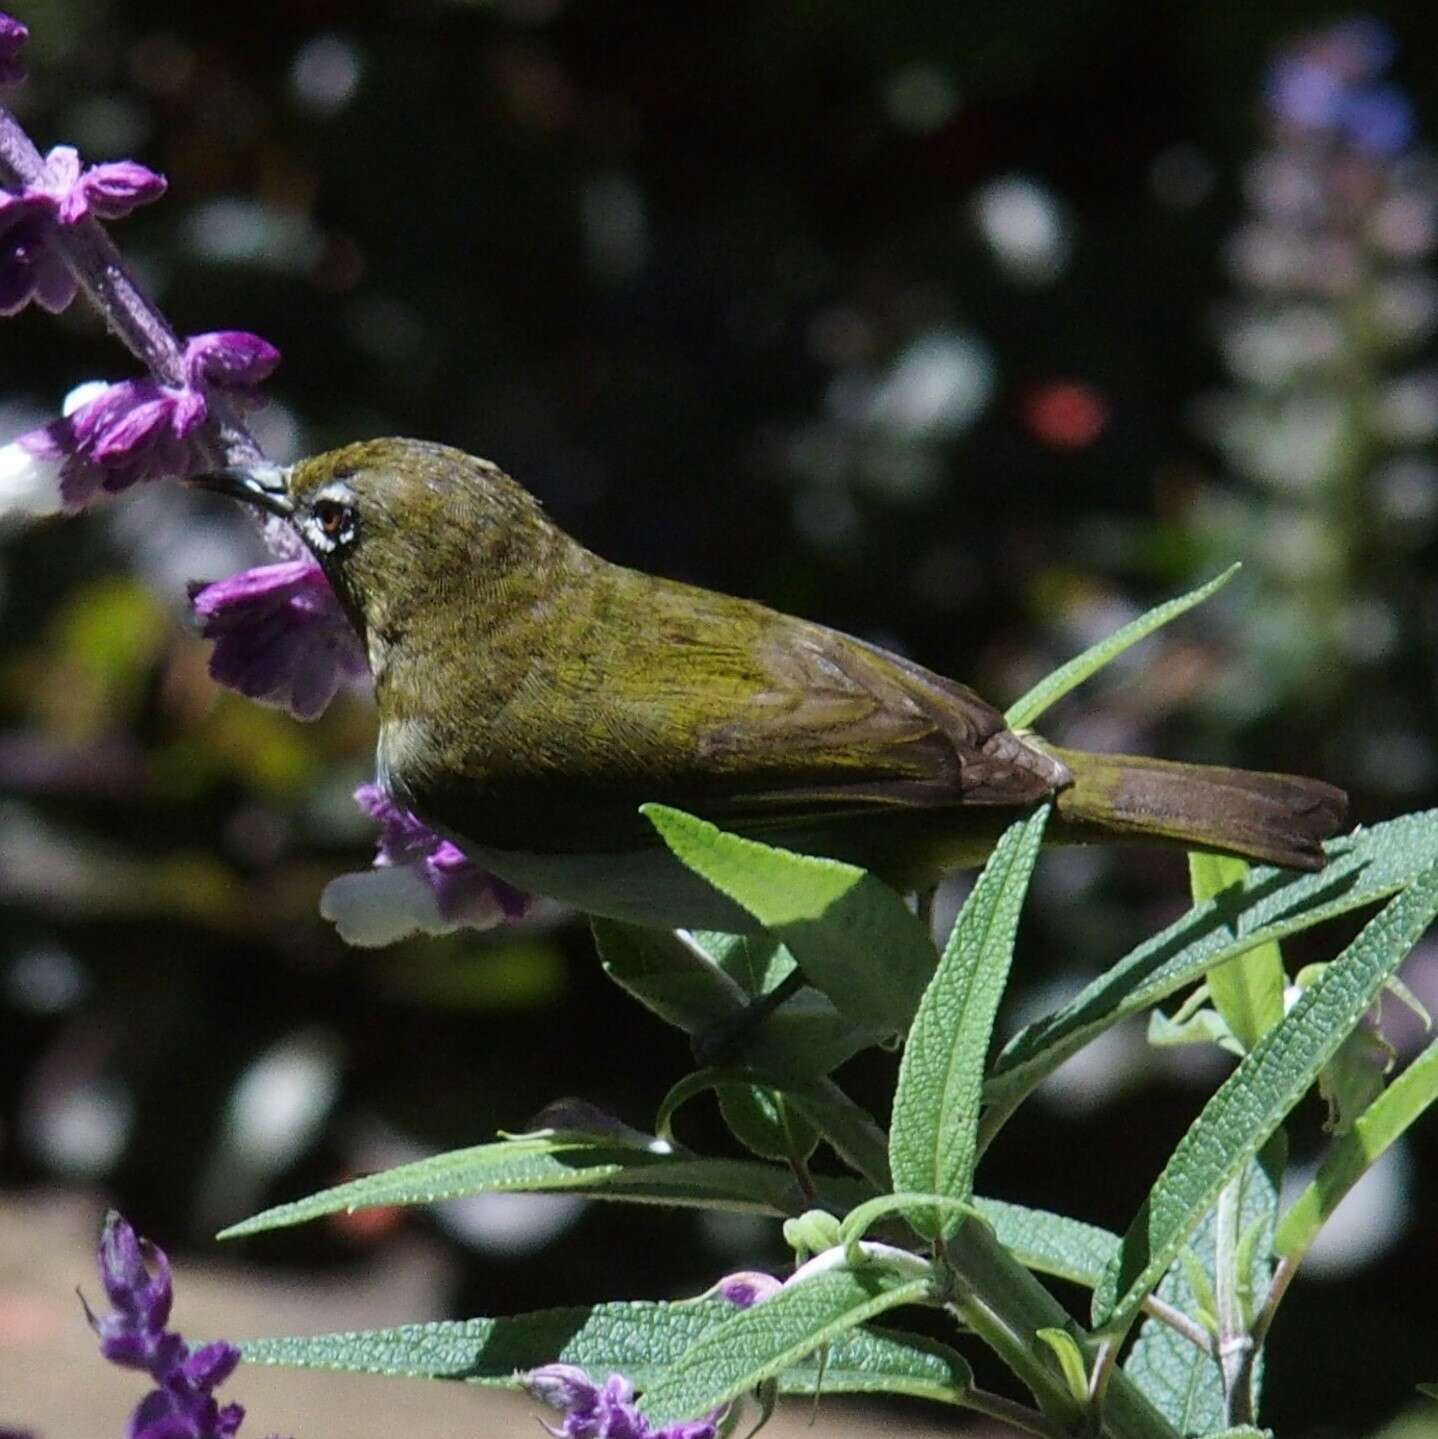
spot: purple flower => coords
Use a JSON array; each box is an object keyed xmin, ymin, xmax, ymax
[
  {"xmin": 523, "ymin": 1366, "xmax": 720, "ymax": 1439},
  {"xmin": 0, "ymin": 146, "xmax": 165, "ymax": 315},
  {"xmin": 11, "ymin": 331, "xmax": 280, "ymax": 508},
  {"xmin": 710, "ymin": 1271, "xmax": 782, "ymax": 1310},
  {"xmin": 0, "ymin": 202, "xmax": 77, "ymax": 315},
  {"xmin": 84, "ymin": 1213, "xmax": 266, "ymax": 1439},
  {"xmin": 318, "ymin": 783, "xmax": 530, "ymax": 947},
  {"xmin": 0, "ymin": 11, "xmax": 28, "ymax": 85},
  {"xmin": 190, "ymin": 556, "xmax": 368, "ymax": 720}
]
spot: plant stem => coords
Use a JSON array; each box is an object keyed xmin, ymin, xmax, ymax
[
  {"xmin": 0, "ymin": 103, "xmax": 263, "ymax": 472},
  {"xmin": 962, "ymin": 1385, "xmax": 1069, "ymax": 1439},
  {"xmin": 1213, "ymin": 1176, "xmax": 1255, "ymax": 1426},
  {"xmin": 1140, "ymin": 1294, "xmax": 1214, "ymax": 1356},
  {"xmin": 944, "ymin": 1217, "xmax": 1182, "ymax": 1439}
]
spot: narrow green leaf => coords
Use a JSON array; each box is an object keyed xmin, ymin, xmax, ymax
[
  {"xmin": 970, "ymin": 1198, "xmax": 1119, "ymax": 1289},
  {"xmin": 1276, "ymin": 1036, "xmax": 1438, "ymax": 1261},
  {"xmin": 642, "ymin": 804, "xmax": 936, "ymax": 1034},
  {"xmin": 985, "ymin": 811, "xmax": 1438, "ymax": 1129},
  {"xmin": 890, "ymin": 808, "xmax": 1047, "ymax": 1239},
  {"xmin": 1189, "ymin": 853, "xmax": 1285, "ymax": 1052},
  {"xmin": 1004, "ymin": 565, "xmax": 1240, "ymax": 730},
  {"xmin": 1036, "ymin": 1327, "xmax": 1090, "ymax": 1406},
  {"xmin": 1093, "ymin": 869, "xmax": 1438, "ymax": 1330},
  {"xmin": 1122, "ymin": 1142, "xmax": 1282, "ymax": 1435},
  {"xmin": 638, "ymin": 1267, "xmax": 935, "ymax": 1424},
  {"xmin": 1147, "ymin": 1006, "xmax": 1243, "ymax": 1057},
  {"xmin": 783, "ymin": 1078, "xmax": 893, "ymax": 1194},
  {"xmin": 591, "ymin": 920, "xmax": 870, "ymax": 1082},
  {"xmin": 240, "ymin": 1301, "xmax": 972, "ymax": 1406},
  {"xmin": 218, "ymin": 1137, "xmax": 868, "ymax": 1239}
]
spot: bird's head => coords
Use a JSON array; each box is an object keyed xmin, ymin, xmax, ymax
[{"xmin": 194, "ymin": 438, "xmax": 565, "ymax": 641}]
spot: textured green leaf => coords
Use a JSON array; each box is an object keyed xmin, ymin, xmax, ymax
[
  {"xmin": 1093, "ymin": 870, "xmax": 1438, "ymax": 1329},
  {"xmin": 985, "ymin": 811, "xmax": 1438, "ymax": 1128},
  {"xmin": 1189, "ymin": 853, "xmax": 1285, "ymax": 1052},
  {"xmin": 240, "ymin": 1300, "xmax": 972, "ymax": 1405},
  {"xmin": 1003, "ymin": 566, "xmax": 1239, "ymax": 729},
  {"xmin": 218, "ymin": 1137, "xmax": 866, "ymax": 1239},
  {"xmin": 642, "ymin": 804, "xmax": 935, "ymax": 1034},
  {"xmin": 971, "ymin": 1198, "xmax": 1119, "ymax": 1288},
  {"xmin": 1036, "ymin": 1327, "xmax": 1090, "ymax": 1406},
  {"xmin": 592, "ymin": 920, "xmax": 869, "ymax": 1082},
  {"xmin": 638, "ymin": 1267, "xmax": 936, "ymax": 1423},
  {"xmin": 1276, "ymin": 1036, "xmax": 1438, "ymax": 1261},
  {"xmin": 1123, "ymin": 1141, "xmax": 1282, "ymax": 1435},
  {"xmin": 890, "ymin": 809, "xmax": 1048, "ymax": 1237}
]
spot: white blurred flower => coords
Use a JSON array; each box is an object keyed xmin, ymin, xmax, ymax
[
  {"xmin": 972, "ymin": 173, "xmax": 1070, "ymax": 284},
  {"xmin": 862, "ymin": 330, "xmax": 995, "ymax": 440}
]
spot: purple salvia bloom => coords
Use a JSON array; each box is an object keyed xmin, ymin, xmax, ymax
[
  {"xmin": 86, "ymin": 1214, "xmax": 263, "ymax": 1439},
  {"xmin": 31, "ymin": 145, "xmax": 167, "ymax": 226},
  {"xmin": 712, "ymin": 1271, "xmax": 782, "ymax": 1310},
  {"xmin": 318, "ymin": 783, "xmax": 531, "ymax": 946},
  {"xmin": 189, "ymin": 557, "xmax": 368, "ymax": 721},
  {"xmin": 523, "ymin": 1366, "xmax": 720, "ymax": 1439},
  {"xmin": 0, "ymin": 202, "xmax": 77, "ymax": 315},
  {"xmin": 10, "ymin": 329, "xmax": 280, "ymax": 507},
  {"xmin": 184, "ymin": 331, "xmax": 282, "ymax": 391},
  {"xmin": 0, "ymin": 11, "xmax": 28, "ymax": 84}
]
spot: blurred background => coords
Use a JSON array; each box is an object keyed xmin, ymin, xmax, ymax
[{"xmin": 3, "ymin": 1, "xmax": 1438, "ymax": 1435}]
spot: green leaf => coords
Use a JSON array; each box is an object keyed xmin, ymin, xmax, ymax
[
  {"xmin": 1092, "ymin": 869, "xmax": 1438, "ymax": 1330},
  {"xmin": 1276, "ymin": 1036, "xmax": 1438, "ymax": 1261},
  {"xmin": 1147, "ymin": 1005, "xmax": 1243, "ymax": 1058},
  {"xmin": 638, "ymin": 1267, "xmax": 937, "ymax": 1424},
  {"xmin": 782, "ymin": 1078, "xmax": 893, "ymax": 1193},
  {"xmin": 890, "ymin": 808, "xmax": 1048, "ymax": 1238},
  {"xmin": 217, "ymin": 1136, "xmax": 870, "ymax": 1239},
  {"xmin": 591, "ymin": 920, "xmax": 870, "ymax": 1082},
  {"xmin": 240, "ymin": 1300, "xmax": 972, "ymax": 1406},
  {"xmin": 984, "ymin": 810, "xmax": 1438, "ymax": 1132},
  {"xmin": 1189, "ymin": 853, "xmax": 1285, "ymax": 1052},
  {"xmin": 1123, "ymin": 1142, "xmax": 1282, "ymax": 1435},
  {"xmin": 1003, "ymin": 565, "xmax": 1240, "ymax": 730},
  {"xmin": 642, "ymin": 804, "xmax": 936, "ymax": 1035},
  {"xmin": 1036, "ymin": 1327, "xmax": 1090, "ymax": 1407},
  {"xmin": 970, "ymin": 1198, "xmax": 1119, "ymax": 1289},
  {"xmin": 717, "ymin": 1085, "xmax": 821, "ymax": 1164}
]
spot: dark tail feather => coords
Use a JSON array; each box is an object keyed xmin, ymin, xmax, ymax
[{"xmin": 1046, "ymin": 746, "xmax": 1348, "ymax": 872}]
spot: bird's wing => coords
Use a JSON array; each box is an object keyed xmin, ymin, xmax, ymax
[{"xmin": 580, "ymin": 574, "xmax": 1063, "ymax": 817}]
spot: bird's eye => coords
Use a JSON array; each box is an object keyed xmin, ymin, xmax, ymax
[{"xmin": 314, "ymin": 499, "xmax": 351, "ymax": 537}]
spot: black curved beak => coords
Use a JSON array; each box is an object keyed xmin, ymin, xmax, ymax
[{"xmin": 191, "ymin": 463, "xmax": 293, "ymax": 518}]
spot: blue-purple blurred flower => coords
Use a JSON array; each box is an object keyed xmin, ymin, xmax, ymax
[
  {"xmin": 84, "ymin": 1212, "xmax": 264, "ymax": 1439},
  {"xmin": 7, "ymin": 331, "xmax": 279, "ymax": 511},
  {"xmin": 0, "ymin": 11, "xmax": 26, "ymax": 85},
  {"xmin": 524, "ymin": 1366, "xmax": 720, "ymax": 1439},
  {"xmin": 319, "ymin": 783, "xmax": 530, "ymax": 947},
  {"xmin": 190, "ymin": 556, "xmax": 367, "ymax": 721},
  {"xmin": 1267, "ymin": 17, "xmax": 1413, "ymax": 156}
]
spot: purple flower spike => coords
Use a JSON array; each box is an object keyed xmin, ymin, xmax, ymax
[
  {"xmin": 190, "ymin": 556, "xmax": 368, "ymax": 720},
  {"xmin": 524, "ymin": 1366, "xmax": 722, "ymax": 1439},
  {"xmin": 85, "ymin": 1213, "xmax": 275, "ymax": 1439},
  {"xmin": 0, "ymin": 12, "xmax": 28, "ymax": 85},
  {"xmin": 318, "ymin": 783, "xmax": 530, "ymax": 947}
]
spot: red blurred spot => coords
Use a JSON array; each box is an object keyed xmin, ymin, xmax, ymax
[{"xmin": 1023, "ymin": 381, "xmax": 1108, "ymax": 449}]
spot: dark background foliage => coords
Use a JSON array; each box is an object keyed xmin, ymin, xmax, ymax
[{"xmin": 4, "ymin": 2, "xmax": 1438, "ymax": 1434}]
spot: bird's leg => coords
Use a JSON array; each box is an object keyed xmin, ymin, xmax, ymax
[{"xmin": 691, "ymin": 969, "xmax": 809, "ymax": 1067}]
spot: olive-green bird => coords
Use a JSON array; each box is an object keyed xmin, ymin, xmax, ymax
[{"xmin": 197, "ymin": 438, "xmax": 1347, "ymax": 935}]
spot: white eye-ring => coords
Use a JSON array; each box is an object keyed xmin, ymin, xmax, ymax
[{"xmin": 303, "ymin": 481, "xmax": 358, "ymax": 553}]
